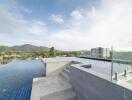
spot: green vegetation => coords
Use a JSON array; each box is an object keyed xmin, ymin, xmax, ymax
[
  {"xmin": 49, "ymin": 47, "xmax": 56, "ymax": 57},
  {"xmin": 113, "ymin": 51, "xmax": 132, "ymax": 61},
  {"xmin": 0, "ymin": 46, "xmax": 82, "ymax": 63},
  {"xmin": 0, "ymin": 44, "xmax": 85, "ymax": 63},
  {"xmin": 1, "ymin": 44, "xmax": 132, "ymax": 64}
]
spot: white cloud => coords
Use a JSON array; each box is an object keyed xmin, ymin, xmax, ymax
[
  {"xmin": 47, "ymin": 0, "xmax": 132, "ymax": 51},
  {"xmin": 1, "ymin": 0, "xmax": 132, "ymax": 51},
  {"xmin": 19, "ymin": 6, "xmax": 32, "ymax": 14},
  {"xmin": 0, "ymin": 6, "xmax": 49, "ymax": 46},
  {"xmin": 50, "ymin": 14, "xmax": 64, "ymax": 24},
  {"xmin": 0, "ymin": 6, "xmax": 28, "ymax": 35},
  {"xmin": 29, "ymin": 21, "xmax": 48, "ymax": 35},
  {"xmin": 71, "ymin": 10, "xmax": 83, "ymax": 20}
]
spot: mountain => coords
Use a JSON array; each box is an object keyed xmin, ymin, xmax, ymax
[{"xmin": 0, "ymin": 44, "xmax": 49, "ymax": 52}]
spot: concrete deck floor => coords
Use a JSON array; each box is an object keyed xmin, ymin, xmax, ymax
[
  {"xmin": 30, "ymin": 59, "xmax": 76, "ymax": 100},
  {"xmin": 114, "ymin": 72, "xmax": 132, "ymax": 90},
  {"xmin": 30, "ymin": 75, "xmax": 76, "ymax": 100},
  {"xmin": 31, "ymin": 57, "xmax": 132, "ymax": 100}
]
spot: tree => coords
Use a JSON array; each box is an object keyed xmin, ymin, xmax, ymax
[{"xmin": 49, "ymin": 47, "xmax": 55, "ymax": 57}]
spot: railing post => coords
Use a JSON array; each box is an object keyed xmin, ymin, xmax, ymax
[
  {"xmin": 124, "ymin": 69, "xmax": 127, "ymax": 77},
  {"xmin": 115, "ymin": 72, "xmax": 118, "ymax": 81},
  {"xmin": 111, "ymin": 47, "xmax": 114, "ymax": 81}
]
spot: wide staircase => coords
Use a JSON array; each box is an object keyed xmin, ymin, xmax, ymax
[
  {"xmin": 40, "ymin": 88, "xmax": 76, "ymax": 100},
  {"xmin": 31, "ymin": 61, "xmax": 77, "ymax": 100},
  {"xmin": 43, "ymin": 62, "xmax": 76, "ymax": 100},
  {"xmin": 59, "ymin": 64, "xmax": 71, "ymax": 82}
]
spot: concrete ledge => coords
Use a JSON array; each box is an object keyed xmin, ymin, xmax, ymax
[{"xmin": 70, "ymin": 65, "xmax": 132, "ymax": 100}]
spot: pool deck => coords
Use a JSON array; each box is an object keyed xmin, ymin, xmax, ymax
[
  {"xmin": 31, "ymin": 57, "xmax": 132, "ymax": 100},
  {"xmin": 114, "ymin": 72, "xmax": 132, "ymax": 90},
  {"xmin": 31, "ymin": 76, "xmax": 76, "ymax": 100},
  {"xmin": 31, "ymin": 57, "xmax": 76, "ymax": 100}
]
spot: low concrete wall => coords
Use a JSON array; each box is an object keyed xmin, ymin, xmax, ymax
[{"xmin": 70, "ymin": 66, "xmax": 132, "ymax": 100}]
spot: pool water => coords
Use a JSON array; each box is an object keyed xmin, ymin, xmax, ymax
[{"xmin": 0, "ymin": 60, "xmax": 46, "ymax": 100}]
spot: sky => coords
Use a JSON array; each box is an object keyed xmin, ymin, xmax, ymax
[{"xmin": 0, "ymin": 0, "xmax": 132, "ymax": 51}]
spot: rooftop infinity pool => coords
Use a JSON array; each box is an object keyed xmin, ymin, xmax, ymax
[{"xmin": 0, "ymin": 60, "xmax": 46, "ymax": 100}]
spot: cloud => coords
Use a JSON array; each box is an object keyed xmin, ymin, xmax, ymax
[
  {"xmin": 29, "ymin": 21, "xmax": 48, "ymax": 35},
  {"xmin": 85, "ymin": 0, "xmax": 132, "ymax": 51},
  {"xmin": 19, "ymin": 6, "xmax": 32, "ymax": 14},
  {"xmin": 1, "ymin": 0, "xmax": 132, "ymax": 51},
  {"xmin": 47, "ymin": 0, "xmax": 132, "ymax": 51},
  {"xmin": 71, "ymin": 10, "xmax": 83, "ymax": 20},
  {"xmin": 0, "ymin": 5, "xmax": 49, "ymax": 46},
  {"xmin": 0, "ymin": 6, "xmax": 28, "ymax": 35},
  {"xmin": 49, "ymin": 14, "xmax": 64, "ymax": 24}
]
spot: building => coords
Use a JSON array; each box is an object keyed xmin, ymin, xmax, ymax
[{"xmin": 91, "ymin": 47, "xmax": 110, "ymax": 58}]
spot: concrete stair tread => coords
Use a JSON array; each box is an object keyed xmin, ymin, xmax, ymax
[
  {"xmin": 40, "ymin": 88, "xmax": 76, "ymax": 100},
  {"xmin": 64, "ymin": 69, "xmax": 70, "ymax": 74},
  {"xmin": 60, "ymin": 71, "xmax": 70, "ymax": 81}
]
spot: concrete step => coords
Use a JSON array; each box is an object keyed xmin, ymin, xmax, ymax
[
  {"xmin": 60, "ymin": 71, "xmax": 70, "ymax": 82},
  {"xmin": 66, "ymin": 65, "xmax": 70, "ymax": 70},
  {"xmin": 64, "ymin": 68, "xmax": 70, "ymax": 74},
  {"xmin": 66, "ymin": 97, "xmax": 77, "ymax": 100},
  {"xmin": 40, "ymin": 88, "xmax": 76, "ymax": 100}
]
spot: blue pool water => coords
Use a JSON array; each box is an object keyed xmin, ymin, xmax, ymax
[{"xmin": 0, "ymin": 60, "xmax": 46, "ymax": 100}]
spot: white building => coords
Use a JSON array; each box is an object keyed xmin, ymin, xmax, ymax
[{"xmin": 91, "ymin": 47, "xmax": 110, "ymax": 58}]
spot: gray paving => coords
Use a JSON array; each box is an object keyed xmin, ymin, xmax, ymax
[{"xmin": 30, "ymin": 59, "xmax": 76, "ymax": 100}]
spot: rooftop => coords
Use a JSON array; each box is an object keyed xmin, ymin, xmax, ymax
[{"xmin": 31, "ymin": 57, "xmax": 132, "ymax": 100}]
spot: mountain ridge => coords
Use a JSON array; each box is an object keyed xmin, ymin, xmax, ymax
[{"xmin": 0, "ymin": 44, "xmax": 49, "ymax": 52}]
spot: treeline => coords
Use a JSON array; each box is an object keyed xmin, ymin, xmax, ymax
[
  {"xmin": 113, "ymin": 51, "xmax": 132, "ymax": 61},
  {"xmin": 0, "ymin": 47, "xmax": 81, "ymax": 62}
]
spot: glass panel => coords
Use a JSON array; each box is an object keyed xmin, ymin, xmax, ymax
[{"xmin": 112, "ymin": 48, "xmax": 132, "ymax": 80}]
